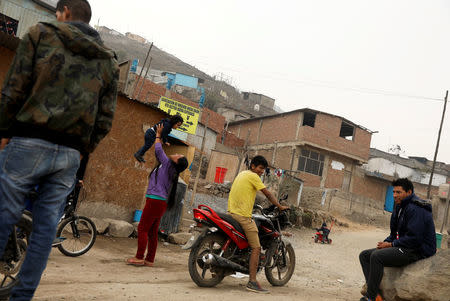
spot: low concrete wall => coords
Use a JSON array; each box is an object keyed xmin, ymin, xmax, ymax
[
  {"xmin": 299, "ymin": 186, "xmax": 390, "ymax": 227},
  {"xmin": 78, "ymin": 201, "xmax": 135, "ymax": 222}
]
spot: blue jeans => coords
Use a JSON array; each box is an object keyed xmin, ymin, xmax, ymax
[
  {"xmin": 0, "ymin": 137, "xmax": 80, "ymax": 301},
  {"xmin": 135, "ymin": 128, "xmax": 156, "ymax": 157}
]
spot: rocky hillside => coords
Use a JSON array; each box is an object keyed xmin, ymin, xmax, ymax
[{"xmin": 98, "ymin": 27, "xmax": 278, "ymax": 116}]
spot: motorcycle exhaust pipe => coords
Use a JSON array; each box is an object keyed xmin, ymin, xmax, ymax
[{"xmin": 202, "ymin": 253, "xmax": 249, "ymax": 274}]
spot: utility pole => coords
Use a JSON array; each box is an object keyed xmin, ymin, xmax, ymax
[
  {"xmin": 137, "ymin": 57, "xmax": 153, "ymax": 99},
  {"xmin": 190, "ymin": 113, "xmax": 210, "ymax": 206},
  {"xmin": 132, "ymin": 42, "xmax": 153, "ymax": 97},
  {"xmin": 440, "ymin": 185, "xmax": 450, "ymax": 234},
  {"xmin": 234, "ymin": 129, "xmax": 251, "ymax": 179},
  {"xmin": 427, "ymin": 90, "xmax": 448, "ymax": 199}
]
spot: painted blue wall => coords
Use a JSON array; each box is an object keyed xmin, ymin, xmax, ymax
[
  {"xmin": 174, "ymin": 73, "xmax": 198, "ymax": 89},
  {"xmin": 384, "ymin": 186, "xmax": 394, "ymax": 212}
]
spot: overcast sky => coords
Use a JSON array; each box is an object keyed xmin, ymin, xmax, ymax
[{"xmin": 90, "ymin": 0, "xmax": 450, "ymax": 164}]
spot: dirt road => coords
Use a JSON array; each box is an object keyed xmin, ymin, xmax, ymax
[{"xmin": 34, "ymin": 224, "xmax": 387, "ymax": 301}]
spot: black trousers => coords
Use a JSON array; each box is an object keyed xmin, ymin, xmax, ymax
[
  {"xmin": 359, "ymin": 247, "xmax": 420, "ymax": 299},
  {"xmin": 136, "ymin": 128, "xmax": 156, "ymax": 157}
]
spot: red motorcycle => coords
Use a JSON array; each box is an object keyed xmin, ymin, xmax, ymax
[{"xmin": 184, "ymin": 204, "xmax": 295, "ymax": 287}]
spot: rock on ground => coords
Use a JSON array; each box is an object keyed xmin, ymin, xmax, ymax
[
  {"xmin": 168, "ymin": 232, "xmax": 192, "ymax": 245},
  {"xmin": 89, "ymin": 217, "xmax": 110, "ymax": 234},
  {"xmin": 107, "ymin": 219, "xmax": 134, "ymax": 238},
  {"xmin": 381, "ymin": 249, "xmax": 450, "ymax": 301}
]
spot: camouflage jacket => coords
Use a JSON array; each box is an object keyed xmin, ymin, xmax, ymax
[{"xmin": 0, "ymin": 21, "xmax": 119, "ymax": 153}]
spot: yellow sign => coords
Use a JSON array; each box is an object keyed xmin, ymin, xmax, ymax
[{"xmin": 158, "ymin": 97, "xmax": 200, "ymax": 134}]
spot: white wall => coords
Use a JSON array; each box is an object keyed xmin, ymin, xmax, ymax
[
  {"xmin": 363, "ymin": 157, "xmax": 447, "ymax": 186},
  {"xmin": 187, "ymin": 124, "xmax": 216, "ymax": 155}
]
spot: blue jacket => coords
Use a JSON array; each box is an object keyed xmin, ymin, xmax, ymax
[
  {"xmin": 152, "ymin": 118, "xmax": 173, "ymax": 144},
  {"xmin": 384, "ymin": 193, "xmax": 436, "ymax": 258}
]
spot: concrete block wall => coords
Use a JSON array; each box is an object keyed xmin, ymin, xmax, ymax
[{"xmin": 300, "ymin": 187, "xmax": 390, "ymax": 226}]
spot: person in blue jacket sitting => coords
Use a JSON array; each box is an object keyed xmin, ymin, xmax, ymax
[{"xmin": 358, "ymin": 178, "xmax": 436, "ymax": 301}]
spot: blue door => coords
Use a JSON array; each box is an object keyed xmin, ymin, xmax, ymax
[{"xmin": 384, "ymin": 186, "xmax": 394, "ymax": 212}]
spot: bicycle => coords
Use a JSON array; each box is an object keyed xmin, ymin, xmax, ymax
[
  {"xmin": 53, "ymin": 181, "xmax": 97, "ymax": 257},
  {"xmin": 23, "ymin": 181, "xmax": 97, "ymax": 257}
]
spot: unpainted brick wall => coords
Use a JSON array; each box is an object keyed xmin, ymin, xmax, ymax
[
  {"xmin": 218, "ymin": 131, "xmax": 245, "ymax": 148},
  {"xmin": 297, "ymin": 113, "xmax": 371, "ymax": 161},
  {"xmin": 228, "ymin": 111, "xmax": 372, "ymax": 162}
]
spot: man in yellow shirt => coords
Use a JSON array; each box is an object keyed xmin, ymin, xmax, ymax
[{"xmin": 228, "ymin": 155, "xmax": 288, "ymax": 293}]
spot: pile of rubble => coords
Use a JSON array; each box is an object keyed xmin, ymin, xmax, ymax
[
  {"xmin": 203, "ymin": 182, "xmax": 232, "ymax": 197},
  {"xmin": 289, "ymin": 207, "xmax": 349, "ymax": 229}
]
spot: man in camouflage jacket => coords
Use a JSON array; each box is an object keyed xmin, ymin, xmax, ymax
[{"xmin": 0, "ymin": 1, "xmax": 118, "ymax": 299}]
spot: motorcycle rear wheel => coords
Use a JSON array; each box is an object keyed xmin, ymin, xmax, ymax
[
  {"xmin": 188, "ymin": 233, "xmax": 226, "ymax": 287},
  {"xmin": 265, "ymin": 242, "xmax": 295, "ymax": 286}
]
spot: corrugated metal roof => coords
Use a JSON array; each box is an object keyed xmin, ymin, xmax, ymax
[{"xmin": 1, "ymin": 0, "xmax": 54, "ymax": 38}]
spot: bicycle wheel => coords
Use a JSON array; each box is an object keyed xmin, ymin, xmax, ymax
[{"xmin": 56, "ymin": 216, "xmax": 97, "ymax": 257}]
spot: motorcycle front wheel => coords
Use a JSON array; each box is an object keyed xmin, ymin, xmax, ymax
[
  {"xmin": 188, "ymin": 233, "xmax": 226, "ymax": 287},
  {"xmin": 265, "ymin": 241, "xmax": 296, "ymax": 286},
  {"xmin": 56, "ymin": 216, "xmax": 97, "ymax": 257},
  {"xmin": 0, "ymin": 215, "xmax": 32, "ymax": 299}
]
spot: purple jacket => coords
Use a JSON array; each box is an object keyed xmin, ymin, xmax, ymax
[{"xmin": 146, "ymin": 142, "xmax": 175, "ymax": 200}]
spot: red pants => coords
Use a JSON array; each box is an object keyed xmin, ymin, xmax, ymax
[{"xmin": 135, "ymin": 197, "xmax": 167, "ymax": 262}]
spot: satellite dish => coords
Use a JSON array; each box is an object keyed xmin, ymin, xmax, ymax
[{"xmin": 254, "ymin": 104, "xmax": 260, "ymax": 111}]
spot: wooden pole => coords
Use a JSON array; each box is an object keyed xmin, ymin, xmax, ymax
[
  {"xmin": 234, "ymin": 129, "xmax": 251, "ymax": 179},
  {"xmin": 190, "ymin": 113, "xmax": 210, "ymax": 206},
  {"xmin": 440, "ymin": 185, "xmax": 450, "ymax": 233},
  {"xmin": 427, "ymin": 90, "xmax": 448, "ymax": 199},
  {"xmin": 137, "ymin": 57, "xmax": 153, "ymax": 99},
  {"xmin": 132, "ymin": 42, "xmax": 153, "ymax": 97}
]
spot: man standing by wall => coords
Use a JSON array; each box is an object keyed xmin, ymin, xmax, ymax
[
  {"xmin": 358, "ymin": 178, "xmax": 436, "ymax": 301},
  {"xmin": 0, "ymin": 0, "xmax": 118, "ymax": 299}
]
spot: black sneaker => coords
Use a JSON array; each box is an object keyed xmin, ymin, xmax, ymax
[
  {"xmin": 134, "ymin": 153, "xmax": 146, "ymax": 163},
  {"xmin": 246, "ymin": 281, "xmax": 269, "ymax": 294}
]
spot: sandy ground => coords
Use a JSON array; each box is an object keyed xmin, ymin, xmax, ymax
[{"xmin": 33, "ymin": 222, "xmax": 388, "ymax": 301}]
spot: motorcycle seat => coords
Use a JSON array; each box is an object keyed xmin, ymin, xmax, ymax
[{"xmin": 216, "ymin": 212, "xmax": 245, "ymax": 236}]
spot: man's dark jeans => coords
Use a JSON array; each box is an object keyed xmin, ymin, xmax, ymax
[
  {"xmin": 359, "ymin": 247, "xmax": 420, "ymax": 299},
  {"xmin": 135, "ymin": 128, "xmax": 156, "ymax": 157},
  {"xmin": 0, "ymin": 137, "xmax": 80, "ymax": 300}
]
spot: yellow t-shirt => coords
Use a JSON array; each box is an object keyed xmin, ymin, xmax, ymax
[{"xmin": 228, "ymin": 170, "xmax": 266, "ymax": 218}]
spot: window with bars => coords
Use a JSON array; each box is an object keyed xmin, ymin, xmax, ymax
[{"xmin": 297, "ymin": 149, "xmax": 325, "ymax": 176}]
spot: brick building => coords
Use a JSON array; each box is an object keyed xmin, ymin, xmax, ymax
[
  {"xmin": 227, "ymin": 108, "xmax": 373, "ymax": 189},
  {"xmin": 226, "ymin": 108, "xmax": 393, "ymax": 220}
]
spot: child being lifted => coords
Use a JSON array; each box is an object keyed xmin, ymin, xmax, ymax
[{"xmin": 134, "ymin": 115, "xmax": 184, "ymax": 163}]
